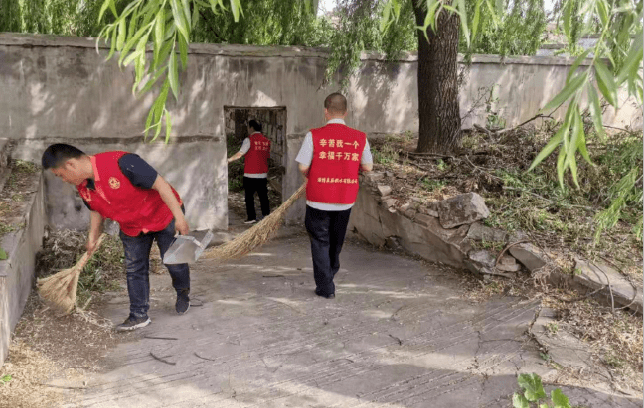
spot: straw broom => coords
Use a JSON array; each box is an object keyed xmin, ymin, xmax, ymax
[
  {"xmin": 37, "ymin": 233, "xmax": 107, "ymax": 314},
  {"xmin": 203, "ymin": 182, "xmax": 306, "ymax": 260}
]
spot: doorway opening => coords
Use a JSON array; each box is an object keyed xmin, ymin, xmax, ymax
[{"xmin": 224, "ymin": 106, "xmax": 286, "ymax": 224}]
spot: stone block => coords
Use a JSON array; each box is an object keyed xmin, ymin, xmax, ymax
[
  {"xmin": 497, "ymin": 262, "xmax": 521, "ymax": 272},
  {"xmin": 466, "ymin": 222, "xmax": 507, "ymax": 242},
  {"xmin": 364, "ymin": 172, "xmax": 385, "ymax": 184},
  {"xmin": 572, "ymin": 258, "xmax": 643, "ymax": 315},
  {"xmin": 437, "ymin": 192, "xmax": 490, "ymax": 229},
  {"xmin": 509, "ymin": 243, "xmax": 547, "ymax": 272},
  {"xmin": 380, "ymin": 197, "xmax": 397, "ymax": 210},
  {"xmin": 465, "ymin": 250, "xmax": 517, "ymax": 278},
  {"xmin": 417, "ymin": 205, "xmax": 439, "ymax": 218},
  {"xmin": 376, "ymin": 184, "xmax": 392, "ymax": 197},
  {"xmin": 414, "ymin": 213, "xmax": 435, "ymax": 228},
  {"xmin": 403, "ymin": 208, "xmax": 416, "ymax": 219},
  {"xmin": 499, "ymin": 255, "xmax": 517, "ymax": 266}
]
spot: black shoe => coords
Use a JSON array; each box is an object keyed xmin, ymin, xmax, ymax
[
  {"xmin": 115, "ymin": 315, "xmax": 151, "ymax": 332},
  {"xmin": 315, "ymin": 289, "xmax": 335, "ymax": 299},
  {"xmin": 176, "ymin": 289, "xmax": 190, "ymax": 315}
]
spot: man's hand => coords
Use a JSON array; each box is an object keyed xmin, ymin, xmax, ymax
[
  {"xmin": 86, "ymin": 234, "xmax": 100, "ymax": 256},
  {"xmin": 175, "ymin": 215, "xmax": 190, "ymax": 235}
]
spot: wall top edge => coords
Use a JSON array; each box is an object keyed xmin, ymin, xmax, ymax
[{"xmin": 0, "ymin": 33, "xmax": 593, "ymax": 66}]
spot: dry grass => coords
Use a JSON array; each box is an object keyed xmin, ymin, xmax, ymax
[
  {"xmin": 37, "ymin": 234, "xmax": 107, "ymax": 314},
  {"xmin": 36, "ymin": 229, "xmax": 125, "ymax": 310},
  {"xmin": 204, "ymin": 182, "xmax": 306, "ymax": 260},
  {"xmin": 0, "ymin": 340, "xmax": 68, "ymax": 408}
]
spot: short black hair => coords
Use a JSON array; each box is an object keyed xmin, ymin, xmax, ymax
[
  {"xmin": 324, "ymin": 92, "xmax": 347, "ymax": 115},
  {"xmin": 41, "ymin": 144, "xmax": 85, "ymax": 169},
  {"xmin": 248, "ymin": 120, "xmax": 262, "ymax": 132}
]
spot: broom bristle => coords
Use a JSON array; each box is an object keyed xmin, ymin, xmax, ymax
[
  {"xmin": 203, "ymin": 183, "xmax": 306, "ymax": 260},
  {"xmin": 37, "ymin": 264, "xmax": 83, "ymax": 314},
  {"xmin": 36, "ymin": 233, "xmax": 106, "ymax": 314}
]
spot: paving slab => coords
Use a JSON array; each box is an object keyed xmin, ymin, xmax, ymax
[{"xmin": 56, "ymin": 229, "xmax": 641, "ymax": 408}]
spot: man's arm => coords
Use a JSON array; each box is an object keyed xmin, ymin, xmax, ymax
[
  {"xmin": 152, "ymin": 175, "xmax": 190, "ymax": 235},
  {"xmin": 227, "ymin": 151, "xmax": 244, "ymax": 163},
  {"xmin": 360, "ymin": 163, "xmax": 373, "ymax": 172},
  {"xmin": 360, "ymin": 139, "xmax": 373, "ymax": 172},
  {"xmin": 86, "ymin": 210, "xmax": 104, "ymax": 255},
  {"xmin": 228, "ymin": 138, "xmax": 250, "ymax": 163}
]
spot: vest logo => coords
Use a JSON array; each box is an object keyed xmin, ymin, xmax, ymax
[
  {"xmin": 108, "ymin": 177, "xmax": 121, "ymax": 189},
  {"xmin": 80, "ymin": 189, "xmax": 92, "ymax": 202}
]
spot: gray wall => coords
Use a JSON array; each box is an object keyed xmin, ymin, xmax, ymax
[{"xmin": 0, "ymin": 34, "xmax": 640, "ymax": 228}]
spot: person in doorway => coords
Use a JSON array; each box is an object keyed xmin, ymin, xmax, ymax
[
  {"xmin": 41, "ymin": 144, "xmax": 191, "ymax": 331},
  {"xmin": 296, "ymin": 92, "xmax": 373, "ymax": 299},
  {"xmin": 227, "ymin": 120, "xmax": 271, "ymax": 224}
]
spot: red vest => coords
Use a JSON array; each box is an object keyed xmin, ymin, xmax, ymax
[
  {"xmin": 306, "ymin": 124, "xmax": 366, "ymax": 204},
  {"xmin": 244, "ymin": 133, "xmax": 270, "ymax": 175},
  {"xmin": 77, "ymin": 151, "xmax": 182, "ymax": 237}
]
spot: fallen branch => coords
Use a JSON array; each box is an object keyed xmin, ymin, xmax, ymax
[
  {"xmin": 144, "ymin": 335, "xmax": 179, "ymax": 341},
  {"xmin": 150, "ymin": 352, "xmax": 176, "ymax": 366},
  {"xmin": 494, "ymin": 240, "xmax": 530, "ymax": 269}
]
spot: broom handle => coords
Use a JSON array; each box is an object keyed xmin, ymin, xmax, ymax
[{"xmin": 76, "ymin": 233, "xmax": 107, "ymax": 270}]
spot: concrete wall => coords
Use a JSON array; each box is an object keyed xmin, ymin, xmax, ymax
[
  {"xmin": 0, "ymin": 34, "xmax": 640, "ymax": 228},
  {"xmin": 0, "ymin": 172, "xmax": 46, "ymax": 366}
]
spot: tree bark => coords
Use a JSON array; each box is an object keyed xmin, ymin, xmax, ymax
[{"xmin": 413, "ymin": 0, "xmax": 462, "ymax": 153}]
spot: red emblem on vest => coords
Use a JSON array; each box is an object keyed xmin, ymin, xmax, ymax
[
  {"xmin": 80, "ymin": 189, "xmax": 91, "ymax": 202},
  {"xmin": 108, "ymin": 177, "xmax": 120, "ymax": 189}
]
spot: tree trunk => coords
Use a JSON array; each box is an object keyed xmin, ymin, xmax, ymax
[{"xmin": 413, "ymin": 1, "xmax": 462, "ymax": 153}]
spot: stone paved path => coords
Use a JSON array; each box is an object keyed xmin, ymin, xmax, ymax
[{"xmin": 57, "ymin": 213, "xmax": 642, "ymax": 408}]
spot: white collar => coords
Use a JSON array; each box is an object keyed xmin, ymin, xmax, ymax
[{"xmin": 327, "ymin": 119, "xmax": 346, "ymax": 125}]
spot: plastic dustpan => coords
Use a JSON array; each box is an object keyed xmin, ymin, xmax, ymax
[{"xmin": 163, "ymin": 230, "xmax": 214, "ymax": 264}]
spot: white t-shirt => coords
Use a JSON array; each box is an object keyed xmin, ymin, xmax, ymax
[
  {"xmin": 295, "ymin": 119, "xmax": 373, "ymax": 211},
  {"xmin": 240, "ymin": 132, "xmax": 267, "ymax": 178}
]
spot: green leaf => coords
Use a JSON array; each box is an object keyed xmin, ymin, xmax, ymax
[
  {"xmin": 539, "ymin": 404, "xmax": 549, "ymax": 408},
  {"xmin": 471, "ymin": 0, "xmax": 482, "ymax": 42},
  {"xmin": 457, "ymin": 0, "xmax": 470, "ymax": 47},
  {"xmin": 165, "ymin": 108, "xmax": 172, "ymax": 142},
  {"xmin": 577, "ymin": 123, "xmax": 592, "ymax": 165},
  {"xmin": 179, "ymin": 35, "xmax": 188, "ymax": 69},
  {"xmin": 616, "ymin": 30, "xmax": 643, "ymax": 85},
  {"xmin": 512, "ymin": 393, "xmax": 530, "ymax": 408},
  {"xmin": 171, "ymin": 0, "xmax": 190, "ymax": 42},
  {"xmin": 182, "ymin": 0, "xmax": 191, "ymax": 27},
  {"xmin": 98, "ymin": 0, "xmax": 112, "ymax": 22},
  {"xmin": 557, "ymin": 136, "xmax": 568, "ymax": 188},
  {"xmin": 154, "ymin": 8, "xmax": 165, "ymax": 61},
  {"xmin": 563, "ymin": 0, "xmax": 572, "ymax": 40},
  {"xmin": 541, "ymin": 72, "xmax": 587, "ymax": 113},
  {"xmin": 230, "ymin": 0, "xmax": 241, "ymax": 22},
  {"xmin": 137, "ymin": 66, "xmax": 168, "ymax": 95},
  {"xmin": 518, "ymin": 373, "xmax": 547, "ymax": 402},
  {"xmin": 566, "ymin": 49, "xmax": 591, "ymax": 84},
  {"xmin": 106, "ymin": 26, "xmax": 117, "ymax": 61},
  {"xmin": 528, "ymin": 120, "xmax": 567, "ymax": 172},
  {"xmin": 596, "ymin": 0, "xmax": 609, "ymax": 26},
  {"xmin": 0, "ymin": 247, "xmax": 7, "ymax": 260},
  {"xmin": 587, "ymin": 83, "xmax": 605, "ymax": 139},
  {"xmin": 168, "ymin": 48, "xmax": 179, "ymax": 100},
  {"xmin": 551, "ymin": 388, "xmax": 571, "ymax": 408},
  {"xmin": 117, "ymin": 18, "xmax": 126, "ymax": 50},
  {"xmin": 1, "ymin": 374, "xmax": 12, "ymax": 383},
  {"xmin": 594, "ymin": 59, "xmax": 617, "ymax": 106}
]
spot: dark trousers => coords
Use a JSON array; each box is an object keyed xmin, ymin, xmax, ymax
[
  {"xmin": 119, "ymin": 215, "xmax": 190, "ymax": 319},
  {"xmin": 304, "ymin": 205, "xmax": 352, "ymax": 296},
  {"xmin": 243, "ymin": 176, "xmax": 270, "ymax": 221}
]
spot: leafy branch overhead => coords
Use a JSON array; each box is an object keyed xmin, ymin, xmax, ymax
[{"xmin": 96, "ymin": 0, "xmax": 246, "ymax": 142}]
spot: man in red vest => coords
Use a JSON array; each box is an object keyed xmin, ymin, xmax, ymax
[
  {"xmin": 296, "ymin": 93, "xmax": 373, "ymax": 299},
  {"xmin": 42, "ymin": 144, "xmax": 191, "ymax": 331},
  {"xmin": 227, "ymin": 120, "xmax": 271, "ymax": 224}
]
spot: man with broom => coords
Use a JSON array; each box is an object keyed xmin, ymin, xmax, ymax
[
  {"xmin": 41, "ymin": 144, "xmax": 191, "ymax": 331},
  {"xmin": 296, "ymin": 93, "xmax": 373, "ymax": 299}
]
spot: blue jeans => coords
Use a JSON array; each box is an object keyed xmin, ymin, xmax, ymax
[{"xmin": 119, "ymin": 216, "xmax": 190, "ymax": 318}]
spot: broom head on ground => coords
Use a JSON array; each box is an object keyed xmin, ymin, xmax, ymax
[
  {"xmin": 203, "ymin": 182, "xmax": 306, "ymax": 261},
  {"xmin": 37, "ymin": 233, "xmax": 106, "ymax": 314}
]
